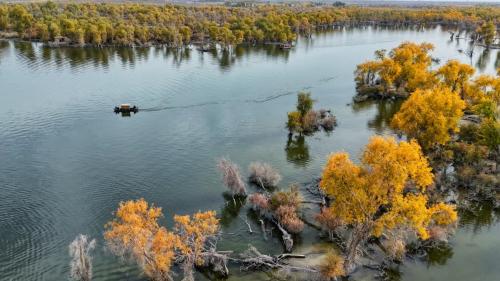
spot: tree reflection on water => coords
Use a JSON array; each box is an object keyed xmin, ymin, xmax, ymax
[
  {"xmin": 458, "ymin": 200, "xmax": 499, "ymax": 234},
  {"xmin": 285, "ymin": 134, "xmax": 310, "ymax": 167},
  {"xmin": 351, "ymin": 99, "xmax": 403, "ymax": 133},
  {"xmin": 219, "ymin": 192, "xmax": 246, "ymax": 228},
  {"xmin": 0, "ymin": 40, "xmax": 292, "ymax": 71}
]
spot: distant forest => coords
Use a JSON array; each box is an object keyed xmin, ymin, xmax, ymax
[{"xmin": 0, "ymin": 2, "xmax": 499, "ymax": 47}]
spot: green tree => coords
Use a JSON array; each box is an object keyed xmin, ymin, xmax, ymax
[
  {"xmin": 296, "ymin": 91, "xmax": 314, "ymax": 117},
  {"xmin": 0, "ymin": 5, "xmax": 9, "ymax": 30},
  {"xmin": 479, "ymin": 21, "xmax": 496, "ymax": 47}
]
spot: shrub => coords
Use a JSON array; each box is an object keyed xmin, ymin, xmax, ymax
[
  {"xmin": 473, "ymin": 99, "xmax": 497, "ymax": 119},
  {"xmin": 384, "ymin": 237, "xmax": 406, "ymax": 261},
  {"xmin": 320, "ymin": 115, "xmax": 337, "ymax": 131},
  {"xmin": 269, "ymin": 185, "xmax": 302, "ymax": 211},
  {"xmin": 248, "ymin": 193, "xmax": 269, "ymax": 212},
  {"xmin": 275, "ymin": 205, "xmax": 304, "ymax": 233},
  {"xmin": 458, "ymin": 123, "xmax": 480, "ymax": 143},
  {"xmin": 478, "ymin": 118, "xmax": 500, "ymax": 151},
  {"xmin": 248, "ymin": 162, "xmax": 281, "ymax": 188},
  {"xmin": 427, "ymin": 226, "xmax": 450, "ymax": 242},
  {"xmin": 315, "ymin": 208, "xmax": 342, "ymax": 240},
  {"xmin": 456, "ymin": 166, "xmax": 476, "ymax": 185},
  {"xmin": 302, "ymin": 110, "xmax": 320, "ymax": 133},
  {"xmin": 287, "ymin": 111, "xmax": 302, "ymax": 133},
  {"xmin": 319, "ymin": 252, "xmax": 345, "ymax": 280},
  {"xmin": 217, "ymin": 158, "xmax": 246, "ymax": 196},
  {"xmin": 450, "ymin": 142, "xmax": 488, "ymax": 167}
]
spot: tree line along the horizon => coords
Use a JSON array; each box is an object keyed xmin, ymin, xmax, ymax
[{"xmin": 0, "ymin": 2, "xmax": 500, "ymax": 47}]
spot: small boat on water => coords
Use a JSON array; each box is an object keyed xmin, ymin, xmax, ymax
[
  {"xmin": 114, "ymin": 104, "xmax": 138, "ymax": 114},
  {"xmin": 279, "ymin": 43, "xmax": 293, "ymax": 50}
]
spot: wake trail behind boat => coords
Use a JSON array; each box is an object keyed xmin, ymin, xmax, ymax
[
  {"xmin": 140, "ymin": 101, "xmax": 222, "ymax": 111},
  {"xmin": 247, "ymin": 91, "xmax": 295, "ymax": 103},
  {"xmin": 137, "ymin": 85, "xmax": 315, "ymax": 112}
]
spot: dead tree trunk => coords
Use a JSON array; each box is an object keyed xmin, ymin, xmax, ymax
[
  {"xmin": 273, "ymin": 220, "xmax": 293, "ymax": 252},
  {"xmin": 236, "ymin": 245, "xmax": 315, "ymax": 273}
]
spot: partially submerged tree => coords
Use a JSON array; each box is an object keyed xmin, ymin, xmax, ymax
[
  {"xmin": 248, "ymin": 185, "xmax": 304, "ymax": 251},
  {"xmin": 296, "ymin": 91, "xmax": 314, "ymax": 116},
  {"xmin": 319, "ymin": 136, "xmax": 457, "ymax": 273},
  {"xmin": 217, "ymin": 158, "xmax": 246, "ymax": 197},
  {"xmin": 174, "ymin": 211, "xmax": 220, "ymax": 281},
  {"xmin": 104, "ymin": 199, "xmax": 221, "ymax": 281},
  {"xmin": 287, "ymin": 92, "xmax": 336, "ymax": 135},
  {"xmin": 69, "ymin": 234, "xmax": 96, "ymax": 281},
  {"xmin": 248, "ymin": 162, "xmax": 282, "ymax": 189},
  {"xmin": 354, "ymin": 42, "xmax": 436, "ymax": 98},
  {"xmin": 104, "ymin": 199, "xmax": 179, "ymax": 281},
  {"xmin": 478, "ymin": 21, "xmax": 496, "ymax": 47},
  {"xmin": 391, "ymin": 87, "xmax": 466, "ymax": 150}
]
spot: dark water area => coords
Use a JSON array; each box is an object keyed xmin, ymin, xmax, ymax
[{"xmin": 0, "ymin": 26, "xmax": 499, "ymax": 281}]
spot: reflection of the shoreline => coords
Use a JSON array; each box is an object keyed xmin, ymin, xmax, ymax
[{"xmin": 1, "ymin": 41, "xmax": 292, "ymax": 71}]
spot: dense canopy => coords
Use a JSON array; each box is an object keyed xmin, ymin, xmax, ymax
[{"xmin": 1, "ymin": 2, "xmax": 499, "ymax": 47}]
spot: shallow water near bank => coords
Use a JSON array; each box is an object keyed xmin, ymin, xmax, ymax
[{"xmin": 0, "ymin": 26, "xmax": 499, "ymax": 281}]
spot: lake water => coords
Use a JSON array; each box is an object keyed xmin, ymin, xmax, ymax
[{"xmin": 0, "ymin": 26, "xmax": 499, "ymax": 281}]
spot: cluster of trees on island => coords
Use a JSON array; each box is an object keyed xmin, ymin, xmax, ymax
[
  {"xmin": 355, "ymin": 42, "xmax": 499, "ymax": 100},
  {"xmin": 287, "ymin": 92, "xmax": 337, "ymax": 135},
  {"xmin": 356, "ymin": 42, "xmax": 499, "ymax": 202},
  {"xmin": 0, "ymin": 2, "xmax": 499, "ymax": 48}
]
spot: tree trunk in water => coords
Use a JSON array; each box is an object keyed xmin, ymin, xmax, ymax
[{"xmin": 344, "ymin": 224, "xmax": 368, "ymax": 274}]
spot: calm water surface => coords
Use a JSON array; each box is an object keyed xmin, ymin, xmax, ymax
[{"xmin": 0, "ymin": 26, "xmax": 499, "ymax": 281}]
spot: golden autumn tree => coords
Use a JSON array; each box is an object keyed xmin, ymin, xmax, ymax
[
  {"xmin": 174, "ymin": 211, "xmax": 219, "ymax": 281},
  {"xmin": 104, "ymin": 199, "xmax": 219, "ymax": 281},
  {"xmin": 466, "ymin": 74, "xmax": 500, "ymax": 105},
  {"xmin": 319, "ymin": 136, "xmax": 457, "ymax": 273},
  {"xmin": 355, "ymin": 42, "xmax": 436, "ymax": 96},
  {"xmin": 436, "ymin": 60, "xmax": 475, "ymax": 98},
  {"xmin": 390, "ymin": 42, "xmax": 436, "ymax": 92},
  {"xmin": 391, "ymin": 87, "xmax": 466, "ymax": 150},
  {"xmin": 104, "ymin": 199, "xmax": 180, "ymax": 281}
]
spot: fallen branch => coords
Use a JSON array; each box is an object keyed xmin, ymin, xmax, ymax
[
  {"xmin": 234, "ymin": 245, "xmax": 317, "ymax": 273},
  {"xmin": 272, "ymin": 219, "xmax": 294, "ymax": 252},
  {"xmin": 276, "ymin": 253, "xmax": 306, "ymax": 260},
  {"xmin": 239, "ymin": 216, "xmax": 253, "ymax": 234},
  {"xmin": 300, "ymin": 200, "xmax": 325, "ymax": 204},
  {"xmin": 259, "ymin": 219, "xmax": 268, "ymax": 241}
]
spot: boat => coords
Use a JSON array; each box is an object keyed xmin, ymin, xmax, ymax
[
  {"xmin": 114, "ymin": 104, "xmax": 138, "ymax": 114},
  {"xmin": 279, "ymin": 43, "xmax": 293, "ymax": 50}
]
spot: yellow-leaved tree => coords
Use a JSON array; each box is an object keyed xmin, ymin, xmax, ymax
[
  {"xmin": 104, "ymin": 199, "xmax": 219, "ymax": 281},
  {"xmin": 391, "ymin": 87, "xmax": 466, "ymax": 150},
  {"xmin": 466, "ymin": 73, "xmax": 500, "ymax": 105},
  {"xmin": 319, "ymin": 136, "xmax": 457, "ymax": 273},
  {"xmin": 435, "ymin": 60, "xmax": 475, "ymax": 98},
  {"xmin": 354, "ymin": 42, "xmax": 436, "ymax": 96},
  {"xmin": 174, "ymin": 211, "xmax": 219, "ymax": 280}
]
